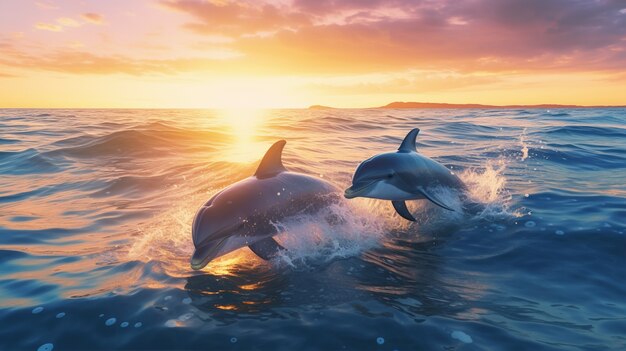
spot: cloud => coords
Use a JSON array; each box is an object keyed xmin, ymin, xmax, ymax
[
  {"xmin": 160, "ymin": 0, "xmax": 310, "ymax": 36},
  {"xmin": 161, "ymin": 0, "xmax": 626, "ymax": 74},
  {"xmin": 35, "ymin": 22, "xmax": 63, "ymax": 32},
  {"xmin": 0, "ymin": 43, "xmax": 246, "ymax": 76},
  {"xmin": 35, "ymin": 1, "xmax": 59, "ymax": 10},
  {"xmin": 57, "ymin": 17, "xmax": 81, "ymax": 27},
  {"xmin": 81, "ymin": 13, "xmax": 104, "ymax": 24},
  {"xmin": 35, "ymin": 13, "xmax": 104, "ymax": 32}
]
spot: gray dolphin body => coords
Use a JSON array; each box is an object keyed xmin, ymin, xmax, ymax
[
  {"xmin": 191, "ymin": 140, "xmax": 339, "ymax": 270},
  {"xmin": 344, "ymin": 128, "xmax": 465, "ymax": 221}
]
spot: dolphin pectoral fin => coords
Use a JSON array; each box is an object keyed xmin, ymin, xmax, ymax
[
  {"xmin": 392, "ymin": 201, "xmax": 416, "ymax": 221},
  {"xmin": 248, "ymin": 237, "xmax": 285, "ymax": 260},
  {"xmin": 417, "ymin": 187, "xmax": 455, "ymax": 211}
]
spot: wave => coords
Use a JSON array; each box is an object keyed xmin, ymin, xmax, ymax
[
  {"xmin": 0, "ymin": 148, "xmax": 61, "ymax": 175},
  {"xmin": 44, "ymin": 122, "xmax": 229, "ymax": 159},
  {"xmin": 543, "ymin": 125, "xmax": 626, "ymax": 138}
]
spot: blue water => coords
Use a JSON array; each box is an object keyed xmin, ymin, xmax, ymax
[{"xmin": 0, "ymin": 108, "xmax": 625, "ymax": 350}]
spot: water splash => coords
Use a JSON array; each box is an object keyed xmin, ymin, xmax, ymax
[
  {"xmin": 520, "ymin": 128, "xmax": 529, "ymax": 161},
  {"xmin": 459, "ymin": 159, "xmax": 515, "ymax": 218},
  {"xmin": 272, "ymin": 200, "xmax": 388, "ymax": 267}
]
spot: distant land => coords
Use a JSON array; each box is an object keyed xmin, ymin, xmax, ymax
[
  {"xmin": 307, "ymin": 104, "xmax": 336, "ymax": 110},
  {"xmin": 309, "ymin": 102, "xmax": 625, "ymax": 109}
]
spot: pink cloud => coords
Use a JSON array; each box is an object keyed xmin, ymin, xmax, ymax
[{"xmin": 161, "ymin": 0, "xmax": 626, "ymax": 73}]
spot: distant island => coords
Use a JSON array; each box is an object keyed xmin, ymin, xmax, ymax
[
  {"xmin": 309, "ymin": 102, "xmax": 624, "ymax": 109},
  {"xmin": 307, "ymin": 105, "xmax": 335, "ymax": 110},
  {"xmin": 380, "ymin": 102, "xmax": 583, "ymax": 109}
]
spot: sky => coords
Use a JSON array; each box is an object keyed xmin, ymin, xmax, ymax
[{"xmin": 1, "ymin": 0, "xmax": 625, "ymax": 108}]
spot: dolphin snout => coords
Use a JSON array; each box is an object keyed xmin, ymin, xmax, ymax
[
  {"xmin": 344, "ymin": 186, "xmax": 357, "ymax": 199},
  {"xmin": 191, "ymin": 237, "xmax": 228, "ymax": 270},
  {"xmin": 344, "ymin": 180, "xmax": 377, "ymax": 199}
]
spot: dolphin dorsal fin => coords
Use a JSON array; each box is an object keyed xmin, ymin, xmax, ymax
[
  {"xmin": 398, "ymin": 128, "xmax": 420, "ymax": 152},
  {"xmin": 255, "ymin": 140, "xmax": 287, "ymax": 178}
]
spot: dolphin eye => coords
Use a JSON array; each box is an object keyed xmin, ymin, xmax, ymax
[{"xmin": 387, "ymin": 173, "xmax": 393, "ymax": 178}]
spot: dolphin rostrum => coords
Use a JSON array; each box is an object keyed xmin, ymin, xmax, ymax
[
  {"xmin": 191, "ymin": 140, "xmax": 339, "ymax": 270},
  {"xmin": 344, "ymin": 128, "xmax": 465, "ymax": 221}
]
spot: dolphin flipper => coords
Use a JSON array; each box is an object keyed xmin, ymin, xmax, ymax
[
  {"xmin": 392, "ymin": 200, "xmax": 416, "ymax": 221},
  {"xmin": 417, "ymin": 187, "xmax": 455, "ymax": 211},
  {"xmin": 248, "ymin": 237, "xmax": 285, "ymax": 260}
]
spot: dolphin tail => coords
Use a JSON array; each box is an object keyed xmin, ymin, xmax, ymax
[
  {"xmin": 392, "ymin": 201, "xmax": 416, "ymax": 221},
  {"xmin": 417, "ymin": 187, "xmax": 456, "ymax": 211},
  {"xmin": 248, "ymin": 237, "xmax": 285, "ymax": 260}
]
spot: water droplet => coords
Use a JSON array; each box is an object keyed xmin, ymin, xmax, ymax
[
  {"xmin": 277, "ymin": 192, "xmax": 281, "ymax": 196},
  {"xmin": 105, "ymin": 317, "xmax": 116, "ymax": 326},
  {"xmin": 99, "ymin": 314, "xmax": 104, "ymax": 318},
  {"xmin": 182, "ymin": 297, "xmax": 192, "ymax": 304},
  {"xmin": 164, "ymin": 296, "xmax": 172, "ymax": 301},
  {"xmin": 120, "ymin": 322, "xmax": 129, "ymax": 328},
  {"xmin": 32, "ymin": 307, "xmax": 44, "ymax": 314},
  {"xmin": 56, "ymin": 312, "xmax": 65, "ymax": 319},
  {"xmin": 555, "ymin": 230, "xmax": 565, "ymax": 235},
  {"xmin": 230, "ymin": 337, "xmax": 238, "ymax": 343},
  {"xmin": 178, "ymin": 313, "xmax": 193, "ymax": 321},
  {"xmin": 164, "ymin": 319, "xmax": 177, "ymax": 327},
  {"xmin": 134, "ymin": 322, "xmax": 142, "ymax": 328},
  {"xmin": 524, "ymin": 193, "xmax": 530, "ymax": 198},
  {"xmin": 376, "ymin": 337, "xmax": 385, "ymax": 345},
  {"xmin": 37, "ymin": 343, "xmax": 54, "ymax": 351},
  {"xmin": 451, "ymin": 330, "xmax": 473, "ymax": 343},
  {"xmin": 524, "ymin": 221, "xmax": 536, "ymax": 228}
]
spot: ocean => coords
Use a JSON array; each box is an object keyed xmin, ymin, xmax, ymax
[{"xmin": 0, "ymin": 108, "xmax": 625, "ymax": 350}]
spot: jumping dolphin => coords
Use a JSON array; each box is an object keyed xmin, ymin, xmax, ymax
[
  {"xmin": 344, "ymin": 128, "xmax": 465, "ymax": 221},
  {"xmin": 191, "ymin": 140, "xmax": 339, "ymax": 270}
]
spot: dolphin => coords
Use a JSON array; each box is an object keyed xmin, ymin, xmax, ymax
[
  {"xmin": 191, "ymin": 140, "xmax": 339, "ymax": 270},
  {"xmin": 344, "ymin": 128, "xmax": 465, "ymax": 221}
]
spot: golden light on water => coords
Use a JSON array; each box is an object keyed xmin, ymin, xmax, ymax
[{"xmin": 217, "ymin": 108, "xmax": 269, "ymax": 163}]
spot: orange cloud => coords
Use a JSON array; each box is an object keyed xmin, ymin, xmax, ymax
[{"xmin": 81, "ymin": 13, "xmax": 104, "ymax": 24}]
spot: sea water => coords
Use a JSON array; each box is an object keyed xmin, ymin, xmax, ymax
[{"xmin": 0, "ymin": 108, "xmax": 625, "ymax": 350}]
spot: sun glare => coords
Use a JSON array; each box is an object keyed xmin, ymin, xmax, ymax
[{"xmin": 217, "ymin": 108, "xmax": 269, "ymax": 163}]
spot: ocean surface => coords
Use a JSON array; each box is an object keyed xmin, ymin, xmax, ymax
[{"xmin": 1, "ymin": 108, "xmax": 625, "ymax": 351}]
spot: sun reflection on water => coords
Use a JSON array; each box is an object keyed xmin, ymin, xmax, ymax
[{"xmin": 216, "ymin": 108, "xmax": 269, "ymax": 163}]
